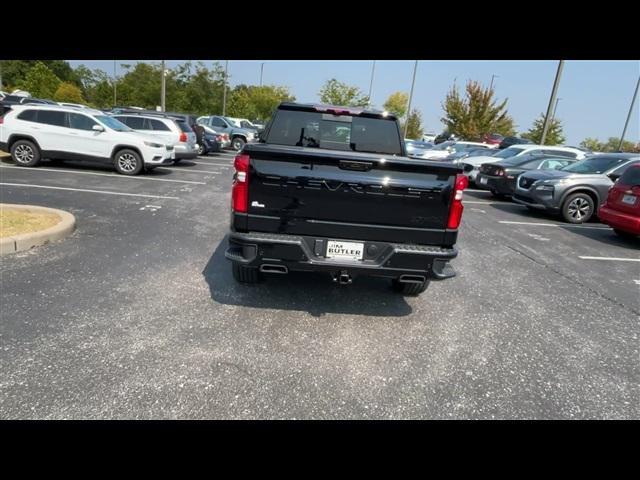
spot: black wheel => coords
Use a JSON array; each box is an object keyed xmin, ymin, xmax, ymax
[
  {"xmin": 173, "ymin": 158, "xmax": 182, "ymax": 164},
  {"xmin": 232, "ymin": 136, "xmax": 246, "ymax": 151},
  {"xmin": 113, "ymin": 149, "xmax": 143, "ymax": 175},
  {"xmin": 490, "ymin": 190, "xmax": 506, "ymax": 199},
  {"xmin": 198, "ymin": 144, "xmax": 206, "ymax": 156},
  {"xmin": 614, "ymin": 229, "xmax": 638, "ymax": 240},
  {"xmin": 10, "ymin": 139, "xmax": 41, "ymax": 167},
  {"xmin": 391, "ymin": 279, "xmax": 430, "ymax": 296},
  {"xmin": 561, "ymin": 192, "xmax": 595, "ymax": 224},
  {"xmin": 232, "ymin": 262, "xmax": 261, "ymax": 284}
]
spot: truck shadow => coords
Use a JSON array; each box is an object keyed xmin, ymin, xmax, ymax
[{"xmin": 202, "ymin": 236, "xmax": 413, "ymax": 318}]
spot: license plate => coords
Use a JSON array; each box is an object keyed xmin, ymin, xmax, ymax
[
  {"xmin": 622, "ymin": 194, "xmax": 636, "ymax": 205},
  {"xmin": 326, "ymin": 240, "xmax": 364, "ymax": 261},
  {"xmin": 480, "ymin": 176, "xmax": 488, "ymax": 185}
]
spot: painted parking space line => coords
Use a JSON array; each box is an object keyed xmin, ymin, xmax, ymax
[
  {"xmin": 578, "ymin": 256, "xmax": 640, "ymax": 262},
  {"xmin": 466, "ymin": 189, "xmax": 492, "ymax": 193},
  {"xmin": 156, "ymin": 167, "xmax": 222, "ymax": 175},
  {"xmin": 0, "ymin": 183, "xmax": 180, "ymax": 200},
  {"xmin": 498, "ymin": 220, "xmax": 611, "ymax": 230},
  {"xmin": 0, "ymin": 165, "xmax": 206, "ymax": 185},
  {"xmin": 465, "ymin": 201, "xmax": 526, "ymax": 206}
]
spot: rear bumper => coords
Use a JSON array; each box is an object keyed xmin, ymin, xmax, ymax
[
  {"xmin": 598, "ymin": 204, "xmax": 640, "ymax": 235},
  {"xmin": 225, "ymin": 231, "xmax": 458, "ymax": 280},
  {"xmin": 476, "ymin": 174, "xmax": 516, "ymax": 195}
]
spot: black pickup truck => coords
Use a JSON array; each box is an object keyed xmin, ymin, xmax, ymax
[{"xmin": 225, "ymin": 102, "xmax": 469, "ymax": 296}]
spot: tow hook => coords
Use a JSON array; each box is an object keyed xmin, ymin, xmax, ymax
[{"xmin": 332, "ymin": 270, "xmax": 353, "ymax": 285}]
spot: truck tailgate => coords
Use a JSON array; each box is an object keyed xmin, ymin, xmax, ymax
[{"xmin": 238, "ymin": 144, "xmax": 460, "ymax": 245}]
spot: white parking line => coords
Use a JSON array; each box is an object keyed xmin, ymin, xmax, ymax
[
  {"xmin": 465, "ymin": 201, "xmax": 526, "ymax": 206},
  {"xmin": 0, "ymin": 165, "xmax": 206, "ymax": 185},
  {"xmin": 498, "ymin": 220, "xmax": 611, "ymax": 230},
  {"xmin": 466, "ymin": 189, "xmax": 492, "ymax": 193},
  {"xmin": 578, "ymin": 256, "xmax": 640, "ymax": 262},
  {"xmin": 156, "ymin": 167, "xmax": 222, "ymax": 175},
  {"xmin": 0, "ymin": 183, "xmax": 180, "ymax": 200}
]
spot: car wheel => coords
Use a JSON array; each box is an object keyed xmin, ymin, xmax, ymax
[
  {"xmin": 391, "ymin": 278, "xmax": 430, "ymax": 296},
  {"xmin": 490, "ymin": 190, "xmax": 506, "ymax": 199},
  {"xmin": 11, "ymin": 140, "xmax": 41, "ymax": 167},
  {"xmin": 232, "ymin": 262, "xmax": 261, "ymax": 284},
  {"xmin": 114, "ymin": 149, "xmax": 143, "ymax": 175},
  {"xmin": 198, "ymin": 144, "xmax": 206, "ymax": 156},
  {"xmin": 613, "ymin": 229, "xmax": 637, "ymax": 240},
  {"xmin": 232, "ymin": 137, "xmax": 246, "ymax": 151},
  {"xmin": 173, "ymin": 159, "xmax": 182, "ymax": 164},
  {"xmin": 562, "ymin": 193, "xmax": 594, "ymax": 224}
]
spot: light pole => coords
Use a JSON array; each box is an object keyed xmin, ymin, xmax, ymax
[
  {"xmin": 403, "ymin": 60, "xmax": 418, "ymax": 139},
  {"xmin": 540, "ymin": 60, "xmax": 565, "ymax": 145},
  {"xmin": 113, "ymin": 60, "xmax": 117, "ymax": 106},
  {"xmin": 367, "ymin": 60, "xmax": 376, "ymax": 107},
  {"xmin": 260, "ymin": 62, "xmax": 265, "ymax": 87},
  {"xmin": 618, "ymin": 75, "xmax": 640, "ymax": 151},
  {"xmin": 552, "ymin": 97, "xmax": 562, "ymax": 119},
  {"xmin": 222, "ymin": 60, "xmax": 229, "ymax": 116},
  {"xmin": 490, "ymin": 74, "xmax": 499, "ymax": 91},
  {"xmin": 160, "ymin": 60, "xmax": 166, "ymax": 112}
]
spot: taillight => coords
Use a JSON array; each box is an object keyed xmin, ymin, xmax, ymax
[
  {"xmin": 179, "ymin": 132, "xmax": 187, "ymax": 142},
  {"xmin": 232, "ymin": 154, "xmax": 250, "ymax": 213},
  {"xmin": 447, "ymin": 174, "xmax": 468, "ymax": 230},
  {"xmin": 0, "ymin": 117, "xmax": 4, "ymax": 125}
]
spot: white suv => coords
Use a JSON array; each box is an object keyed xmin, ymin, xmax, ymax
[
  {"xmin": 0, "ymin": 105, "xmax": 175, "ymax": 175},
  {"xmin": 112, "ymin": 113, "xmax": 199, "ymax": 162}
]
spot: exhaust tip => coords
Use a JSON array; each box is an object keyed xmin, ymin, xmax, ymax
[
  {"xmin": 259, "ymin": 264, "xmax": 288, "ymax": 274},
  {"xmin": 398, "ymin": 274, "xmax": 427, "ymax": 284}
]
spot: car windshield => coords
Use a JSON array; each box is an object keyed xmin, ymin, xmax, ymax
[
  {"xmin": 95, "ymin": 115, "xmax": 131, "ymax": 132},
  {"xmin": 561, "ymin": 157, "xmax": 627, "ymax": 174},
  {"xmin": 493, "ymin": 146, "xmax": 526, "ymax": 159}
]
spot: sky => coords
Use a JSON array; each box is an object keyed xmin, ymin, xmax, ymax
[{"xmin": 67, "ymin": 60, "xmax": 640, "ymax": 145}]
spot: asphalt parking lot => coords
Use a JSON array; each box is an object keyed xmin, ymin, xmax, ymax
[{"xmin": 1, "ymin": 152, "xmax": 638, "ymax": 419}]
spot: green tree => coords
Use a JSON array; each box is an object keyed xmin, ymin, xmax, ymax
[
  {"xmin": 579, "ymin": 137, "xmax": 601, "ymax": 151},
  {"xmin": 1, "ymin": 60, "xmax": 79, "ymax": 91},
  {"xmin": 18, "ymin": 62, "xmax": 61, "ymax": 99},
  {"xmin": 318, "ymin": 78, "xmax": 369, "ymax": 107},
  {"xmin": 383, "ymin": 91, "xmax": 409, "ymax": 118},
  {"xmin": 401, "ymin": 109, "xmax": 424, "ymax": 140},
  {"xmin": 170, "ymin": 61, "xmax": 227, "ymax": 115},
  {"xmin": 441, "ymin": 80, "xmax": 515, "ymax": 140},
  {"xmin": 521, "ymin": 113, "xmax": 566, "ymax": 145},
  {"xmin": 53, "ymin": 82, "xmax": 85, "ymax": 104},
  {"xmin": 228, "ymin": 84, "xmax": 295, "ymax": 121}
]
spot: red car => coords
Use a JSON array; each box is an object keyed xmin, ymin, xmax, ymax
[
  {"xmin": 482, "ymin": 133, "xmax": 504, "ymax": 146},
  {"xmin": 598, "ymin": 165, "xmax": 640, "ymax": 239}
]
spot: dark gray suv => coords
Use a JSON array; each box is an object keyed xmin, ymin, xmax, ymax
[{"xmin": 512, "ymin": 153, "xmax": 640, "ymax": 224}]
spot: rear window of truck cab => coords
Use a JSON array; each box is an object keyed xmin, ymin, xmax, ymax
[{"xmin": 266, "ymin": 109, "xmax": 403, "ymax": 156}]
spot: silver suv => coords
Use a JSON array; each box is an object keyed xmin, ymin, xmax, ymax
[
  {"xmin": 512, "ymin": 153, "xmax": 640, "ymax": 223},
  {"xmin": 197, "ymin": 115, "xmax": 256, "ymax": 151},
  {"xmin": 113, "ymin": 114, "xmax": 199, "ymax": 162}
]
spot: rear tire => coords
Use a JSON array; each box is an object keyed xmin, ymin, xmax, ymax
[
  {"xmin": 561, "ymin": 192, "xmax": 595, "ymax": 224},
  {"xmin": 614, "ymin": 229, "xmax": 638, "ymax": 240},
  {"xmin": 392, "ymin": 278, "xmax": 430, "ymax": 296},
  {"xmin": 232, "ymin": 262, "xmax": 261, "ymax": 284},
  {"xmin": 173, "ymin": 158, "xmax": 182, "ymax": 164},
  {"xmin": 490, "ymin": 190, "xmax": 506, "ymax": 199},
  {"xmin": 113, "ymin": 149, "xmax": 143, "ymax": 175},
  {"xmin": 11, "ymin": 139, "xmax": 41, "ymax": 167},
  {"xmin": 198, "ymin": 144, "xmax": 206, "ymax": 156},
  {"xmin": 232, "ymin": 136, "xmax": 246, "ymax": 151}
]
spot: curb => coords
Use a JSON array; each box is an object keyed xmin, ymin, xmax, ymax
[{"xmin": 1, "ymin": 204, "xmax": 76, "ymax": 255}]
